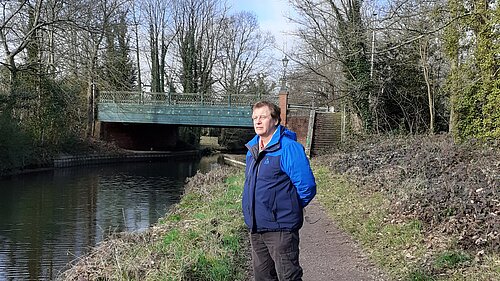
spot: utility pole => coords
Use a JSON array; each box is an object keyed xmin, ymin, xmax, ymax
[{"xmin": 370, "ymin": 13, "xmax": 377, "ymax": 79}]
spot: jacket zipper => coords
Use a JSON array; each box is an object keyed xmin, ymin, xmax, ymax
[{"xmin": 251, "ymin": 150, "xmax": 265, "ymax": 232}]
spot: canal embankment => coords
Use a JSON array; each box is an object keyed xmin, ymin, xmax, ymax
[
  {"xmin": 1, "ymin": 148, "xmax": 201, "ymax": 178},
  {"xmin": 53, "ymin": 150, "xmax": 200, "ymax": 168},
  {"xmin": 57, "ymin": 164, "xmax": 250, "ymax": 280}
]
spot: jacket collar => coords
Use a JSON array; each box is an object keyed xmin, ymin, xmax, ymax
[{"xmin": 246, "ymin": 125, "xmax": 287, "ymax": 158}]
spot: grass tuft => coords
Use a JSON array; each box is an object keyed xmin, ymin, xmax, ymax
[
  {"xmin": 434, "ymin": 251, "xmax": 471, "ymax": 269},
  {"xmin": 163, "ymin": 228, "xmax": 180, "ymax": 246},
  {"xmin": 407, "ymin": 269, "xmax": 436, "ymax": 281}
]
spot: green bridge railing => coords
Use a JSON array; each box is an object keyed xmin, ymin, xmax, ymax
[
  {"xmin": 97, "ymin": 91, "xmax": 276, "ymax": 127},
  {"xmin": 99, "ymin": 91, "xmax": 269, "ymax": 107}
]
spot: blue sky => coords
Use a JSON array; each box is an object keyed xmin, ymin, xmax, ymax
[{"xmin": 229, "ymin": 0, "xmax": 295, "ymax": 52}]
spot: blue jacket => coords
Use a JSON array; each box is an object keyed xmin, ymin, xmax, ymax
[{"xmin": 242, "ymin": 125, "xmax": 316, "ymax": 233}]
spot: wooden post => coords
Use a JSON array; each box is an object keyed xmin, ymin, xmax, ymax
[{"xmin": 279, "ymin": 89, "xmax": 288, "ymax": 126}]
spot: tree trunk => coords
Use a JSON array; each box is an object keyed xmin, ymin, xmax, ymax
[
  {"xmin": 86, "ymin": 80, "xmax": 95, "ymax": 138},
  {"xmin": 420, "ymin": 39, "xmax": 434, "ymax": 134},
  {"xmin": 131, "ymin": 3, "xmax": 142, "ymax": 93}
]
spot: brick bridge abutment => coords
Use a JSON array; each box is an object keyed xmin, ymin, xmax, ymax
[
  {"xmin": 99, "ymin": 122, "xmax": 179, "ymax": 151},
  {"xmin": 279, "ymin": 89, "xmax": 341, "ymax": 157}
]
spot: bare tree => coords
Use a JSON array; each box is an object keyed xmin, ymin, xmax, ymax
[
  {"xmin": 216, "ymin": 11, "xmax": 274, "ymax": 98},
  {"xmin": 130, "ymin": 1, "xmax": 143, "ymax": 92},
  {"xmin": 289, "ymin": 0, "xmax": 452, "ymax": 134},
  {"xmin": 171, "ymin": 0, "xmax": 227, "ymax": 94},
  {"xmin": 420, "ymin": 37, "xmax": 435, "ymax": 134},
  {"xmin": 1, "ymin": 1, "xmax": 58, "ymax": 95},
  {"xmin": 288, "ymin": 0, "xmax": 341, "ymax": 106},
  {"xmin": 142, "ymin": 0, "xmax": 174, "ymax": 93},
  {"xmin": 66, "ymin": 0, "xmax": 128, "ymax": 136},
  {"xmin": 289, "ymin": 0, "xmax": 372, "ymax": 131},
  {"xmin": 379, "ymin": 0, "xmax": 448, "ymax": 133}
]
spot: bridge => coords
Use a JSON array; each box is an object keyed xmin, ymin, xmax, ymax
[
  {"xmin": 96, "ymin": 90, "xmax": 340, "ymax": 155},
  {"xmin": 97, "ymin": 91, "xmax": 273, "ymax": 128}
]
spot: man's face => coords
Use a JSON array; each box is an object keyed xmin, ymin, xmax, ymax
[{"xmin": 252, "ymin": 106, "xmax": 278, "ymax": 139}]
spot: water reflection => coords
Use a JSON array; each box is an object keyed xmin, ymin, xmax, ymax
[{"xmin": 0, "ymin": 158, "xmax": 202, "ymax": 280}]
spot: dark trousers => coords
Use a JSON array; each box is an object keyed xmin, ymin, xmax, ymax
[{"xmin": 250, "ymin": 231, "xmax": 303, "ymax": 281}]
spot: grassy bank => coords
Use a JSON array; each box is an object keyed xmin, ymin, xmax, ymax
[
  {"xmin": 312, "ymin": 134, "xmax": 499, "ymax": 281},
  {"xmin": 314, "ymin": 167, "xmax": 499, "ymax": 280},
  {"xmin": 59, "ymin": 166, "xmax": 249, "ymax": 281}
]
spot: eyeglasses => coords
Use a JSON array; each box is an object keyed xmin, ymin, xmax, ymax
[{"xmin": 252, "ymin": 115, "xmax": 270, "ymax": 121}]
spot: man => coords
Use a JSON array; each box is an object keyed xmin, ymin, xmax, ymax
[{"xmin": 243, "ymin": 100, "xmax": 316, "ymax": 281}]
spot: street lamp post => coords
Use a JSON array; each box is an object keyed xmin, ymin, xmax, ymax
[
  {"xmin": 279, "ymin": 55, "xmax": 290, "ymax": 126},
  {"xmin": 281, "ymin": 55, "xmax": 289, "ymax": 91},
  {"xmin": 257, "ymin": 73, "xmax": 264, "ymax": 99}
]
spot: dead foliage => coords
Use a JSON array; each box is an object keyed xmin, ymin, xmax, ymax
[
  {"xmin": 314, "ymin": 134, "xmax": 499, "ymax": 253},
  {"xmin": 57, "ymin": 230, "xmax": 161, "ymax": 280}
]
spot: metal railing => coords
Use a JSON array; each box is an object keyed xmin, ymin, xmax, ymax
[{"xmin": 99, "ymin": 91, "xmax": 271, "ymax": 107}]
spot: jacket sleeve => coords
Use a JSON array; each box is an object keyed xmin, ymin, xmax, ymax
[{"xmin": 281, "ymin": 141, "xmax": 316, "ymax": 207}]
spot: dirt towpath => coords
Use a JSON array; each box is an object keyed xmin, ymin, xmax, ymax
[
  {"xmin": 222, "ymin": 154, "xmax": 389, "ymax": 280},
  {"xmin": 300, "ymin": 200, "xmax": 388, "ymax": 281}
]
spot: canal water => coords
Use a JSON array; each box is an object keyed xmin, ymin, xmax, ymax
[{"xmin": 0, "ymin": 155, "xmax": 219, "ymax": 280}]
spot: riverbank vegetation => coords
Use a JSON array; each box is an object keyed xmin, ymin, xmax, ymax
[
  {"xmin": 58, "ymin": 166, "xmax": 250, "ymax": 280},
  {"xmin": 314, "ymin": 134, "xmax": 499, "ymax": 280}
]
